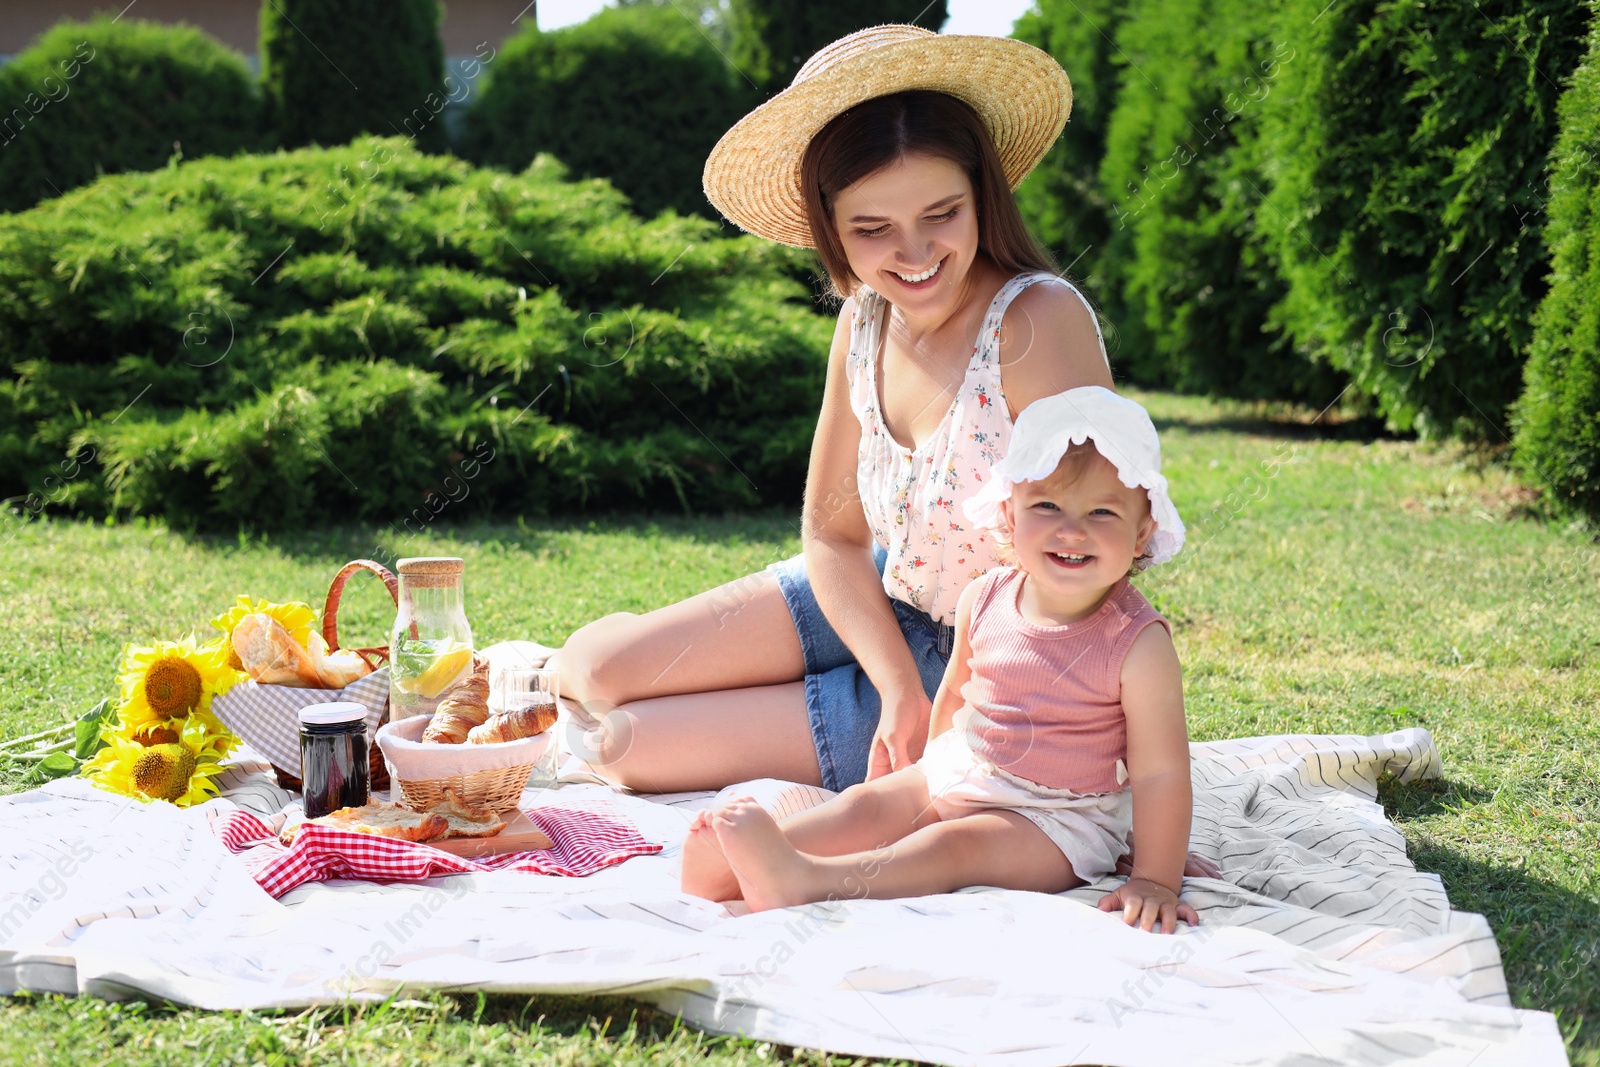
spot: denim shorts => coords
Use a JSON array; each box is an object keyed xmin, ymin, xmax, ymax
[{"xmin": 767, "ymin": 544, "xmax": 955, "ymax": 792}]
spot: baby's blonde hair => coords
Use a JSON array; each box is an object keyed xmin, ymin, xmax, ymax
[{"xmin": 989, "ymin": 441, "xmax": 1155, "ymax": 578}]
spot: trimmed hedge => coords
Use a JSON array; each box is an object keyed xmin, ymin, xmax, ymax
[
  {"xmin": 1012, "ymin": 0, "xmax": 1125, "ymax": 302},
  {"xmin": 726, "ymin": 0, "xmax": 949, "ymax": 92},
  {"xmin": 1512, "ymin": 7, "xmax": 1600, "ymax": 521},
  {"xmin": 0, "ymin": 138, "xmax": 830, "ymax": 530},
  {"xmin": 1253, "ymin": 0, "xmax": 1592, "ymax": 437},
  {"xmin": 260, "ymin": 0, "xmax": 448, "ymax": 153},
  {"xmin": 1094, "ymin": 0, "xmax": 1344, "ymax": 402},
  {"xmin": 463, "ymin": 4, "xmax": 755, "ymax": 221},
  {"xmin": 0, "ymin": 17, "xmax": 264, "ymax": 213}
]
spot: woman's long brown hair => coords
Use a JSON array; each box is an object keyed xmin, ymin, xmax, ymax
[{"xmin": 800, "ymin": 90, "xmax": 1060, "ymax": 302}]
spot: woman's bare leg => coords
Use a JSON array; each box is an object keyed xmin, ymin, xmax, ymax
[
  {"xmin": 554, "ymin": 568, "xmax": 807, "ymax": 705},
  {"xmin": 565, "ymin": 682, "xmax": 822, "ymax": 794},
  {"xmin": 712, "ymin": 801, "xmax": 1080, "ymax": 912}
]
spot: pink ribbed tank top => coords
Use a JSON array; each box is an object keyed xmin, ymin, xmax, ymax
[{"xmin": 955, "ymin": 566, "xmax": 1172, "ymax": 794}]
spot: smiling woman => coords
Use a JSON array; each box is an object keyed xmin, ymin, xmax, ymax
[{"xmin": 551, "ymin": 25, "xmax": 1119, "ymax": 806}]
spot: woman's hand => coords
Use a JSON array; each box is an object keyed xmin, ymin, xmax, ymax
[
  {"xmin": 866, "ymin": 684, "xmax": 933, "ymax": 780},
  {"xmin": 1097, "ymin": 877, "xmax": 1199, "ymax": 934}
]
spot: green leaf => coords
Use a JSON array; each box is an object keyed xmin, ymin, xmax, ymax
[
  {"xmin": 33, "ymin": 751, "xmax": 80, "ymax": 782},
  {"xmin": 74, "ymin": 698, "xmax": 114, "ymax": 761}
]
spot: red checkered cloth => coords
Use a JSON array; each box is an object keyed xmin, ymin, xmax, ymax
[{"xmin": 211, "ymin": 805, "xmax": 662, "ymax": 898}]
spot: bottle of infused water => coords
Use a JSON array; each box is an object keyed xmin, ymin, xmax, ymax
[{"xmin": 388, "ymin": 557, "xmax": 475, "ymax": 721}]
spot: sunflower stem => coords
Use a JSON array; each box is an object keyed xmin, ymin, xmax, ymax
[
  {"xmin": 5, "ymin": 739, "xmax": 75, "ymax": 760},
  {"xmin": 0, "ymin": 724, "xmax": 74, "ymax": 752}
]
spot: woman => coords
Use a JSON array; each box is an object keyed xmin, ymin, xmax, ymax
[{"xmin": 551, "ymin": 26, "xmax": 1113, "ymax": 794}]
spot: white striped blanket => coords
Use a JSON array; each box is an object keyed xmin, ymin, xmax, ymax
[{"xmin": 0, "ymin": 727, "xmax": 1566, "ymax": 1066}]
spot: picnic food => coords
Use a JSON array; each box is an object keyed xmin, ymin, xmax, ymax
[
  {"xmin": 281, "ymin": 791, "xmax": 507, "ymax": 845},
  {"xmin": 420, "ymin": 661, "xmax": 491, "ymax": 743},
  {"xmin": 286, "ymin": 802, "xmax": 449, "ymax": 844},
  {"xmin": 298, "ymin": 702, "xmax": 370, "ymax": 819},
  {"xmin": 232, "ymin": 613, "xmax": 323, "ymax": 686},
  {"xmin": 467, "ymin": 696, "xmax": 559, "ymax": 744},
  {"xmin": 430, "ymin": 788, "xmax": 509, "ymax": 838},
  {"xmin": 210, "ymin": 596, "xmax": 316, "ymax": 671},
  {"xmin": 231, "ymin": 613, "xmax": 374, "ymax": 689},
  {"xmin": 306, "ymin": 635, "xmax": 373, "ymax": 688}
]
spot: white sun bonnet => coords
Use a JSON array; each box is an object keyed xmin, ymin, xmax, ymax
[{"xmin": 963, "ymin": 386, "xmax": 1186, "ymax": 565}]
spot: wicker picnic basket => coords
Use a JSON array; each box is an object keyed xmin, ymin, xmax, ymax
[
  {"xmin": 376, "ymin": 712, "xmax": 554, "ymax": 813},
  {"xmin": 212, "ymin": 559, "xmax": 399, "ymax": 792}
]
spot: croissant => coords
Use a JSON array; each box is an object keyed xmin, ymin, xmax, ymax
[
  {"xmin": 421, "ymin": 660, "xmax": 490, "ymax": 744},
  {"xmin": 467, "ymin": 697, "xmax": 559, "ymax": 744},
  {"xmin": 233, "ymin": 614, "xmax": 322, "ymax": 687}
]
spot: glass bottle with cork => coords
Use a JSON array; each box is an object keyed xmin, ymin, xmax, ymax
[{"xmin": 388, "ymin": 556, "xmax": 475, "ymax": 721}]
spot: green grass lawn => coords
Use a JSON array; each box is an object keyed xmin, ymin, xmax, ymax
[{"xmin": 2, "ymin": 388, "xmax": 1597, "ymax": 1065}]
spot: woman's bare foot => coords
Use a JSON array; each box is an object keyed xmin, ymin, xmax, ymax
[
  {"xmin": 710, "ymin": 797, "xmax": 819, "ymax": 912},
  {"xmin": 680, "ymin": 809, "xmax": 742, "ymax": 901}
]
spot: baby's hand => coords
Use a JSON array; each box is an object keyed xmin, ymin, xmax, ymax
[
  {"xmin": 1097, "ymin": 878, "xmax": 1199, "ymax": 934},
  {"xmin": 1116, "ymin": 850, "xmax": 1221, "ymax": 881}
]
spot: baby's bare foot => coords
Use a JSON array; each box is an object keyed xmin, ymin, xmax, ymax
[
  {"xmin": 680, "ymin": 808, "xmax": 742, "ymax": 901},
  {"xmin": 710, "ymin": 797, "xmax": 817, "ymax": 913}
]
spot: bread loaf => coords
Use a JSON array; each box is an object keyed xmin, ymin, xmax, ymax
[
  {"xmin": 306, "ymin": 633, "xmax": 372, "ymax": 688},
  {"xmin": 233, "ymin": 613, "xmax": 323, "ymax": 687},
  {"xmin": 282, "ymin": 803, "xmax": 449, "ymax": 844},
  {"xmin": 421, "ymin": 660, "xmax": 490, "ymax": 744}
]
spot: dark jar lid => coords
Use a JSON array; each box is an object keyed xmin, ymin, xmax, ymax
[{"xmin": 299, "ymin": 701, "xmax": 367, "ymax": 731}]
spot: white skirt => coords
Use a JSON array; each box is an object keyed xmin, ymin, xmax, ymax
[{"xmin": 916, "ymin": 728, "xmax": 1133, "ymax": 882}]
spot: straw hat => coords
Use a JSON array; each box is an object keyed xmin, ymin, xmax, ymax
[{"xmin": 702, "ymin": 24, "xmax": 1073, "ymax": 248}]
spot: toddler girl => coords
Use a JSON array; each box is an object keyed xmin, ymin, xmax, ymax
[{"xmin": 682, "ymin": 386, "xmax": 1199, "ymax": 933}]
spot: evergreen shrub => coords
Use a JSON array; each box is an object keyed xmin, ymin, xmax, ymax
[
  {"xmin": 0, "ymin": 138, "xmax": 829, "ymax": 530},
  {"xmin": 463, "ymin": 4, "xmax": 754, "ymax": 221},
  {"xmin": 1254, "ymin": 0, "xmax": 1592, "ymax": 437},
  {"xmin": 726, "ymin": 0, "xmax": 949, "ymax": 92},
  {"xmin": 1095, "ymin": 0, "xmax": 1344, "ymax": 402},
  {"xmin": 1512, "ymin": 8, "xmax": 1600, "ymax": 521},
  {"xmin": 0, "ymin": 17, "xmax": 264, "ymax": 213},
  {"xmin": 260, "ymin": 0, "xmax": 448, "ymax": 153},
  {"xmin": 1011, "ymin": 0, "xmax": 1125, "ymax": 305}
]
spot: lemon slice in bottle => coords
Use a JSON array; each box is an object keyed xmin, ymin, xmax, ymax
[{"xmin": 407, "ymin": 641, "xmax": 474, "ymax": 698}]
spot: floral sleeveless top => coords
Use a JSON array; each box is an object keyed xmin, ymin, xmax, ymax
[{"xmin": 846, "ymin": 272, "xmax": 1110, "ymax": 626}]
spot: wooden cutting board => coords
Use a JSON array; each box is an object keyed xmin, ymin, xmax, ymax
[{"xmin": 427, "ymin": 808, "xmax": 554, "ymax": 858}]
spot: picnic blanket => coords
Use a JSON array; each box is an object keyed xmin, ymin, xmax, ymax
[{"xmin": 0, "ymin": 726, "xmax": 1566, "ymax": 1067}]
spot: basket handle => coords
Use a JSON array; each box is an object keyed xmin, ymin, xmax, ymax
[{"xmin": 323, "ymin": 559, "xmax": 400, "ymax": 657}]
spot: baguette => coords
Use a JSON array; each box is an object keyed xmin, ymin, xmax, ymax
[
  {"xmin": 283, "ymin": 803, "xmax": 449, "ymax": 845},
  {"xmin": 233, "ymin": 613, "xmax": 323, "ymax": 687},
  {"xmin": 306, "ymin": 632, "xmax": 372, "ymax": 688},
  {"xmin": 430, "ymin": 788, "xmax": 507, "ymax": 838}
]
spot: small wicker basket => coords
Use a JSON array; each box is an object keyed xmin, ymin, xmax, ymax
[{"xmin": 376, "ymin": 714, "xmax": 554, "ymax": 813}]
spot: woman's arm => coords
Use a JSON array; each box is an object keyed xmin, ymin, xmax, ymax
[
  {"xmin": 803, "ymin": 298, "xmax": 929, "ymax": 776},
  {"xmin": 927, "ymin": 575, "xmax": 982, "ymax": 743},
  {"xmin": 1096, "ymin": 621, "xmax": 1199, "ymax": 933},
  {"xmin": 997, "ymin": 282, "xmax": 1115, "ymax": 415}
]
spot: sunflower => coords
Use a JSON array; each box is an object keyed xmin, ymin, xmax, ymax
[
  {"xmin": 210, "ymin": 596, "xmax": 317, "ymax": 669},
  {"xmin": 81, "ymin": 714, "xmax": 231, "ymax": 807},
  {"xmin": 102, "ymin": 706, "xmax": 238, "ymax": 758},
  {"xmin": 115, "ymin": 634, "xmax": 242, "ymax": 732}
]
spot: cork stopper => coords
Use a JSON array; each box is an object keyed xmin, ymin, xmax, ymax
[{"xmin": 397, "ymin": 556, "xmax": 465, "ymax": 588}]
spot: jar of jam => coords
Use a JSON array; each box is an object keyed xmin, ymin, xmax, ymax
[{"xmin": 299, "ymin": 701, "xmax": 370, "ymax": 819}]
